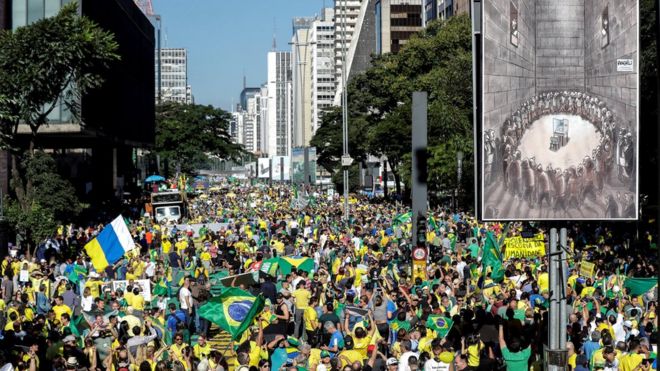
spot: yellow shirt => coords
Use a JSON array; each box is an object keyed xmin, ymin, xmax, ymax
[
  {"xmin": 125, "ymin": 292, "xmax": 135, "ymax": 307},
  {"xmin": 131, "ymin": 294, "xmax": 145, "ymax": 311},
  {"xmin": 53, "ymin": 304, "xmax": 72, "ymax": 321},
  {"xmin": 193, "ymin": 343, "xmax": 211, "ymax": 359},
  {"xmin": 162, "ymin": 240, "xmax": 172, "ymax": 254},
  {"xmin": 291, "ymin": 288, "xmax": 311, "ymax": 309},
  {"xmin": 467, "ymin": 343, "xmax": 482, "ymax": 367},
  {"xmin": 304, "ymin": 306, "xmax": 318, "ymax": 331},
  {"xmin": 568, "ymin": 353, "xmax": 577, "ymax": 370},
  {"xmin": 200, "ymin": 252, "xmax": 211, "ymax": 262},
  {"xmin": 170, "ymin": 343, "xmax": 188, "ymax": 361},
  {"xmin": 338, "ymin": 349, "xmax": 364, "ymax": 366},
  {"xmin": 84, "ymin": 280, "xmax": 101, "ymax": 298},
  {"xmin": 538, "ymin": 272, "xmax": 549, "ymax": 292}
]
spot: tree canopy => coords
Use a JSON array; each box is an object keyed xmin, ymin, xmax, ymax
[
  {"xmin": 155, "ymin": 102, "xmax": 245, "ymax": 175},
  {"xmin": 311, "ymin": 15, "xmax": 474, "ymax": 202},
  {"xmin": 0, "ymin": 3, "xmax": 118, "ymax": 247}
]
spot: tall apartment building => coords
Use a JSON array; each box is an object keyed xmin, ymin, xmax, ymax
[
  {"xmin": 333, "ymin": 0, "xmax": 378, "ymax": 105},
  {"xmin": 158, "ymin": 48, "xmax": 191, "ymax": 104},
  {"xmin": 310, "ymin": 8, "xmax": 336, "ymax": 134},
  {"xmin": 376, "ymin": 0, "xmax": 424, "ymax": 54},
  {"xmin": 334, "ymin": 0, "xmax": 362, "ymax": 92},
  {"xmin": 256, "ymin": 84, "xmax": 269, "ymax": 155},
  {"xmin": 291, "ymin": 17, "xmax": 315, "ymax": 149},
  {"xmin": 266, "ymin": 52, "xmax": 292, "ymax": 157}
]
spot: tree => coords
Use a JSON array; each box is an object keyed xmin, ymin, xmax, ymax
[
  {"xmin": 0, "ymin": 3, "xmax": 119, "ymax": 248},
  {"xmin": 155, "ymin": 102, "xmax": 245, "ymax": 175},
  {"xmin": 6, "ymin": 151, "xmax": 81, "ymax": 249}
]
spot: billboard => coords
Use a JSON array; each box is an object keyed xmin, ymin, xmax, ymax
[
  {"xmin": 292, "ymin": 147, "xmax": 305, "ymax": 183},
  {"xmin": 479, "ymin": 0, "xmax": 638, "ymax": 220},
  {"xmin": 271, "ymin": 156, "xmax": 291, "ymax": 181},
  {"xmin": 257, "ymin": 158, "xmax": 270, "ymax": 179}
]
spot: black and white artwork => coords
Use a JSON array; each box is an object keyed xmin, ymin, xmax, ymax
[{"xmin": 481, "ymin": 0, "xmax": 638, "ymax": 220}]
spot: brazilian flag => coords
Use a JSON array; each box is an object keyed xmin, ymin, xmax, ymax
[
  {"xmin": 68, "ymin": 264, "xmax": 88, "ymax": 284},
  {"xmin": 482, "ymin": 232, "xmax": 504, "ymax": 282},
  {"xmin": 260, "ymin": 259, "xmax": 279, "ymax": 276},
  {"xmin": 428, "ymin": 216, "xmax": 440, "ymax": 233},
  {"xmin": 199, "ymin": 287, "xmax": 265, "ymax": 340},
  {"xmin": 392, "ymin": 212, "xmax": 412, "ymax": 226},
  {"xmin": 426, "ymin": 315, "xmax": 453, "ymax": 338}
]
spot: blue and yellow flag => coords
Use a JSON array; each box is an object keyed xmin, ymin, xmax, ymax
[
  {"xmin": 198, "ymin": 287, "xmax": 265, "ymax": 340},
  {"xmin": 426, "ymin": 315, "xmax": 453, "ymax": 338}
]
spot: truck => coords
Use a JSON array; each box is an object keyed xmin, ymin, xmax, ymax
[{"xmin": 150, "ymin": 190, "xmax": 186, "ymax": 223}]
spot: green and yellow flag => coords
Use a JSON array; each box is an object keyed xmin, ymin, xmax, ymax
[
  {"xmin": 426, "ymin": 315, "xmax": 453, "ymax": 338},
  {"xmin": 482, "ymin": 232, "xmax": 504, "ymax": 282},
  {"xmin": 199, "ymin": 287, "xmax": 265, "ymax": 340},
  {"xmin": 279, "ymin": 257, "xmax": 314, "ymax": 275},
  {"xmin": 393, "ymin": 212, "xmax": 412, "ymax": 226}
]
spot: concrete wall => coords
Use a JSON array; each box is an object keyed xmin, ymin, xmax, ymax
[
  {"xmin": 534, "ymin": 0, "xmax": 585, "ymax": 91},
  {"xmin": 483, "ymin": 0, "xmax": 536, "ymax": 131},
  {"xmin": 584, "ymin": 0, "xmax": 638, "ymax": 130}
]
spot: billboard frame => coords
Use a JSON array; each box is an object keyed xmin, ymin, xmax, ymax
[{"xmin": 475, "ymin": 0, "xmax": 640, "ymax": 221}]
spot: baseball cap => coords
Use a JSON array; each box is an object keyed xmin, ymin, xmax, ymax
[
  {"xmin": 63, "ymin": 335, "xmax": 77, "ymax": 343},
  {"xmin": 387, "ymin": 358, "xmax": 398, "ymax": 366},
  {"xmin": 321, "ymin": 350, "xmax": 331, "ymax": 358},
  {"xmin": 623, "ymin": 320, "xmax": 633, "ymax": 329}
]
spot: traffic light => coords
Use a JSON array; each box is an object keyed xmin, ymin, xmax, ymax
[{"xmin": 416, "ymin": 212, "xmax": 427, "ymax": 247}]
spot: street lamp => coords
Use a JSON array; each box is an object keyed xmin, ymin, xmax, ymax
[{"xmin": 340, "ymin": 0, "xmax": 351, "ymax": 222}]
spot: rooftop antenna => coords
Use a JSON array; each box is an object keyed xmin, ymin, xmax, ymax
[{"xmin": 272, "ymin": 17, "xmax": 277, "ymax": 50}]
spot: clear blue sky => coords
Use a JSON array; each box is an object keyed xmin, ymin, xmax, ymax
[{"xmin": 155, "ymin": 0, "xmax": 328, "ymax": 111}]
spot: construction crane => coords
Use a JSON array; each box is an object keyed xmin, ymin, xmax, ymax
[{"xmin": 134, "ymin": 0, "xmax": 155, "ymax": 17}]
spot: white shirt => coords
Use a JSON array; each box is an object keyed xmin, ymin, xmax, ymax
[
  {"xmin": 179, "ymin": 286, "xmax": 192, "ymax": 310},
  {"xmin": 82, "ymin": 295, "xmax": 94, "ymax": 312},
  {"xmin": 145, "ymin": 262, "xmax": 156, "ymax": 278},
  {"xmin": 398, "ymin": 351, "xmax": 420, "ymax": 371},
  {"xmin": 424, "ymin": 359, "xmax": 450, "ymax": 371}
]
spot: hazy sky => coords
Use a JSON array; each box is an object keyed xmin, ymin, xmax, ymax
[{"xmin": 155, "ymin": 0, "xmax": 328, "ymax": 111}]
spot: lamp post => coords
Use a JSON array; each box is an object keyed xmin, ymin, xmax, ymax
[{"xmin": 340, "ymin": 0, "xmax": 351, "ymax": 222}]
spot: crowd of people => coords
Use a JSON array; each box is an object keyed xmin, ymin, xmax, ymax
[{"xmin": 0, "ymin": 183, "xmax": 655, "ymax": 371}]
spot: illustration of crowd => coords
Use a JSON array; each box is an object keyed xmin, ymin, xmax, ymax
[
  {"xmin": 483, "ymin": 91, "xmax": 635, "ymax": 217},
  {"xmin": 0, "ymin": 184, "xmax": 656, "ymax": 371}
]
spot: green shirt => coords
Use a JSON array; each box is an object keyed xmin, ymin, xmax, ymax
[{"xmin": 502, "ymin": 346, "xmax": 531, "ymax": 371}]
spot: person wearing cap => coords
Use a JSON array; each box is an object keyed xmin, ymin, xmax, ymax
[{"xmin": 317, "ymin": 350, "xmax": 332, "ymax": 371}]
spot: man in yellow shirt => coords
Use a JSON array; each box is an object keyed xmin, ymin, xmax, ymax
[
  {"xmin": 619, "ymin": 338, "xmax": 651, "ymax": 371},
  {"xmin": 304, "ymin": 297, "xmax": 320, "ymax": 342},
  {"xmin": 52, "ymin": 296, "xmax": 72, "ymax": 321},
  {"xmin": 291, "ymin": 282, "xmax": 311, "ymax": 339},
  {"xmin": 85, "ymin": 272, "xmax": 102, "ymax": 298}
]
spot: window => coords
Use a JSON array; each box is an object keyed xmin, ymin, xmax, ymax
[
  {"xmin": 27, "ymin": 0, "xmax": 45, "ymax": 25},
  {"xmin": 12, "ymin": 0, "xmax": 27, "ymax": 29}
]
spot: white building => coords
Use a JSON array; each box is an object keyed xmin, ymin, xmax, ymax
[
  {"xmin": 266, "ymin": 51, "xmax": 292, "ymax": 157},
  {"xmin": 291, "ymin": 18, "xmax": 315, "ymax": 149},
  {"xmin": 334, "ymin": 0, "xmax": 362, "ymax": 95},
  {"xmin": 310, "ymin": 9, "xmax": 336, "ymax": 134},
  {"xmin": 157, "ymin": 48, "xmax": 192, "ymax": 104}
]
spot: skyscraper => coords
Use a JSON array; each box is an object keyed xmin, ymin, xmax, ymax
[
  {"xmin": 291, "ymin": 17, "xmax": 315, "ymax": 149},
  {"xmin": 267, "ymin": 51, "xmax": 292, "ymax": 157},
  {"xmin": 158, "ymin": 48, "xmax": 191, "ymax": 104},
  {"xmin": 310, "ymin": 8, "xmax": 336, "ymax": 134}
]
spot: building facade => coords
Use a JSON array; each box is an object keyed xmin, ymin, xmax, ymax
[
  {"xmin": 309, "ymin": 9, "xmax": 335, "ymax": 134},
  {"xmin": 158, "ymin": 48, "xmax": 191, "ymax": 104},
  {"xmin": 2, "ymin": 0, "xmax": 155, "ymax": 200},
  {"xmin": 424, "ymin": 0, "xmax": 470, "ymax": 24},
  {"xmin": 266, "ymin": 51, "xmax": 292, "ymax": 157},
  {"xmin": 376, "ymin": 0, "xmax": 423, "ymax": 54},
  {"xmin": 334, "ymin": 0, "xmax": 362, "ymax": 92},
  {"xmin": 291, "ymin": 17, "xmax": 314, "ymax": 149}
]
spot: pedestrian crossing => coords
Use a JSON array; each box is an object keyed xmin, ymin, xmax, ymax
[{"xmin": 207, "ymin": 325, "xmax": 237, "ymax": 371}]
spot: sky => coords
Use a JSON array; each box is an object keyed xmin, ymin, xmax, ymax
[{"xmin": 154, "ymin": 0, "xmax": 329, "ymax": 111}]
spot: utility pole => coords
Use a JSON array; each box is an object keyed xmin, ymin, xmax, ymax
[
  {"xmin": 548, "ymin": 228, "xmax": 568, "ymax": 371},
  {"xmin": 340, "ymin": 0, "xmax": 351, "ymax": 221}
]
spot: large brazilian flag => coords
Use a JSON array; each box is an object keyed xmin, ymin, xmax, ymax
[{"xmin": 199, "ymin": 287, "xmax": 265, "ymax": 340}]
